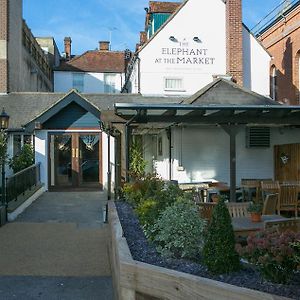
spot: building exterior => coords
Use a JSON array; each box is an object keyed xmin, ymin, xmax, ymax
[
  {"xmin": 54, "ymin": 40, "xmax": 129, "ymax": 93},
  {"xmin": 0, "ymin": 0, "xmax": 53, "ymax": 93},
  {"xmin": 123, "ymin": 0, "xmax": 270, "ymax": 97},
  {"xmin": 257, "ymin": 1, "xmax": 300, "ymax": 105}
]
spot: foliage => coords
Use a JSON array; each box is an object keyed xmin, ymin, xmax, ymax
[
  {"xmin": 9, "ymin": 144, "xmax": 34, "ymax": 173},
  {"xmin": 237, "ymin": 230, "xmax": 300, "ymax": 283},
  {"xmin": 202, "ymin": 197, "xmax": 240, "ymax": 274},
  {"xmin": 0, "ymin": 130, "xmax": 8, "ymax": 164},
  {"xmin": 247, "ymin": 202, "xmax": 263, "ymax": 214},
  {"xmin": 129, "ymin": 140, "xmax": 147, "ymax": 180},
  {"xmin": 154, "ymin": 201, "xmax": 206, "ymax": 260}
]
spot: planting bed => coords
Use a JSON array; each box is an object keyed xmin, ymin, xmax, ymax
[{"xmin": 116, "ymin": 201, "xmax": 300, "ymax": 300}]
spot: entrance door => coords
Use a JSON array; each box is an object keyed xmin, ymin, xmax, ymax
[{"xmin": 49, "ymin": 133, "xmax": 102, "ymax": 189}]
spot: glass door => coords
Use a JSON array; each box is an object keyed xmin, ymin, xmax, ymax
[
  {"xmin": 50, "ymin": 134, "xmax": 73, "ymax": 187},
  {"xmin": 49, "ymin": 133, "xmax": 101, "ymax": 189},
  {"xmin": 78, "ymin": 134, "xmax": 100, "ymax": 186}
]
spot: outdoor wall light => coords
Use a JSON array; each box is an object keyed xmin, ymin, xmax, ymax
[
  {"xmin": 193, "ymin": 36, "xmax": 202, "ymax": 43},
  {"xmin": 169, "ymin": 36, "xmax": 178, "ymax": 42}
]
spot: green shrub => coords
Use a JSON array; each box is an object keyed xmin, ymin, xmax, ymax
[
  {"xmin": 9, "ymin": 144, "xmax": 34, "ymax": 173},
  {"xmin": 202, "ymin": 198, "xmax": 240, "ymax": 274},
  {"xmin": 129, "ymin": 140, "xmax": 147, "ymax": 180},
  {"xmin": 154, "ymin": 201, "xmax": 206, "ymax": 260},
  {"xmin": 237, "ymin": 230, "xmax": 300, "ymax": 283}
]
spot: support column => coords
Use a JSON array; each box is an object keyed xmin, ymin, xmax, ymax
[
  {"xmin": 125, "ymin": 125, "xmax": 131, "ymax": 182},
  {"xmin": 221, "ymin": 125, "xmax": 238, "ymax": 202}
]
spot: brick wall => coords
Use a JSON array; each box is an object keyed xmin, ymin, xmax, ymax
[
  {"xmin": 226, "ymin": 0, "xmax": 243, "ymax": 86},
  {"xmin": 0, "ymin": 0, "xmax": 8, "ymax": 93},
  {"xmin": 259, "ymin": 5, "xmax": 300, "ymax": 105}
]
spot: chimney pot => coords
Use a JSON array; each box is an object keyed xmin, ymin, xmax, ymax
[
  {"xmin": 99, "ymin": 41, "xmax": 110, "ymax": 51},
  {"xmin": 64, "ymin": 37, "xmax": 72, "ymax": 60}
]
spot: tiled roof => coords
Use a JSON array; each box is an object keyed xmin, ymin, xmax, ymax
[
  {"xmin": 149, "ymin": 1, "xmax": 181, "ymax": 13},
  {"xmin": 55, "ymin": 51, "xmax": 125, "ymax": 73}
]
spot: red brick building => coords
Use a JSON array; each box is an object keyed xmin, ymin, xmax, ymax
[{"xmin": 258, "ymin": 2, "xmax": 300, "ymax": 105}]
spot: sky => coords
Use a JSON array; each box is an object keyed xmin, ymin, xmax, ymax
[{"xmin": 23, "ymin": 0, "xmax": 287, "ymax": 55}]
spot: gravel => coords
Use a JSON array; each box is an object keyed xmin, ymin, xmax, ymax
[{"xmin": 116, "ymin": 201, "xmax": 300, "ymax": 300}]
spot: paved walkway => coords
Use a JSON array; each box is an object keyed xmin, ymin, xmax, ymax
[{"xmin": 0, "ymin": 192, "xmax": 113, "ymax": 300}]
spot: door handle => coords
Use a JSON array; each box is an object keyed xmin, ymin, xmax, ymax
[
  {"xmin": 72, "ymin": 148, "xmax": 75, "ymax": 158},
  {"xmin": 76, "ymin": 148, "xmax": 79, "ymax": 158}
]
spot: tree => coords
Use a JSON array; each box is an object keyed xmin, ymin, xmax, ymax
[{"xmin": 9, "ymin": 144, "xmax": 34, "ymax": 173}]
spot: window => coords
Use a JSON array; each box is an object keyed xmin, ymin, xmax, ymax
[
  {"xmin": 12, "ymin": 134, "xmax": 33, "ymax": 156},
  {"xmin": 270, "ymin": 66, "xmax": 277, "ymax": 101},
  {"xmin": 164, "ymin": 78, "xmax": 184, "ymax": 91},
  {"xmin": 72, "ymin": 73, "xmax": 84, "ymax": 92},
  {"xmin": 104, "ymin": 74, "xmax": 116, "ymax": 93}
]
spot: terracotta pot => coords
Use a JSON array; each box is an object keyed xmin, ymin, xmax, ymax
[
  {"xmin": 211, "ymin": 194, "xmax": 219, "ymax": 203},
  {"xmin": 250, "ymin": 212, "xmax": 262, "ymax": 223}
]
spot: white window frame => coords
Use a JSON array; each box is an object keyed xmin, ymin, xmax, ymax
[
  {"xmin": 104, "ymin": 73, "xmax": 116, "ymax": 93},
  {"xmin": 164, "ymin": 77, "xmax": 185, "ymax": 92}
]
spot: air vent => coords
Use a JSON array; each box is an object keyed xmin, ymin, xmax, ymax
[{"xmin": 246, "ymin": 127, "xmax": 270, "ymax": 148}]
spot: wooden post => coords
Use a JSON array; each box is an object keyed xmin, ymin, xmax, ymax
[{"xmin": 221, "ymin": 125, "xmax": 238, "ymax": 202}]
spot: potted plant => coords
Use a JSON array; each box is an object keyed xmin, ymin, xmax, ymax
[{"xmin": 247, "ymin": 202, "xmax": 263, "ymax": 222}]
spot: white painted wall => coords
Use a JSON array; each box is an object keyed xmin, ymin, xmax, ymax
[
  {"xmin": 102, "ymin": 133, "xmax": 115, "ymax": 189},
  {"xmin": 54, "ymin": 71, "xmax": 124, "ymax": 93},
  {"xmin": 130, "ymin": 0, "xmax": 226, "ymax": 96},
  {"xmin": 144, "ymin": 126, "xmax": 300, "ymax": 186},
  {"xmin": 34, "ymin": 130, "xmax": 48, "ymax": 189},
  {"xmin": 242, "ymin": 26, "xmax": 270, "ymax": 97}
]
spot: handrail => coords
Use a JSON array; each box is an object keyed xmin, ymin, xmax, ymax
[{"xmin": 6, "ymin": 163, "xmax": 41, "ymax": 203}]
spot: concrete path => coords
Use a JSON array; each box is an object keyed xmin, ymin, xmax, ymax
[{"xmin": 0, "ymin": 191, "xmax": 113, "ymax": 300}]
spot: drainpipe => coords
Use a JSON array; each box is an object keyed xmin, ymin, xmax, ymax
[
  {"xmin": 107, "ymin": 133, "xmax": 111, "ymax": 201},
  {"xmin": 167, "ymin": 127, "xmax": 172, "ymax": 181},
  {"xmin": 125, "ymin": 114, "xmax": 138, "ymax": 182}
]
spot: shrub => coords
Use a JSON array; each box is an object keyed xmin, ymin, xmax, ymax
[
  {"xmin": 154, "ymin": 201, "xmax": 206, "ymax": 260},
  {"xmin": 237, "ymin": 230, "xmax": 300, "ymax": 283},
  {"xmin": 129, "ymin": 140, "xmax": 147, "ymax": 180},
  {"xmin": 9, "ymin": 144, "xmax": 34, "ymax": 173},
  {"xmin": 202, "ymin": 198, "xmax": 240, "ymax": 274}
]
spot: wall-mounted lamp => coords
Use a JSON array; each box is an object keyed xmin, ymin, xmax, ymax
[
  {"xmin": 193, "ymin": 36, "xmax": 202, "ymax": 43},
  {"xmin": 169, "ymin": 36, "xmax": 178, "ymax": 42}
]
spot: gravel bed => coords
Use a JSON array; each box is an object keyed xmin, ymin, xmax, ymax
[{"xmin": 115, "ymin": 201, "xmax": 300, "ymax": 300}]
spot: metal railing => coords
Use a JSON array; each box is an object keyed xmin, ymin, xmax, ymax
[{"xmin": 5, "ymin": 163, "xmax": 41, "ymax": 203}]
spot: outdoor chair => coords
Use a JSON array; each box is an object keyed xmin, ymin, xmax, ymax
[
  {"xmin": 226, "ymin": 202, "xmax": 250, "ymax": 218},
  {"xmin": 198, "ymin": 202, "xmax": 216, "ymax": 221},
  {"xmin": 278, "ymin": 184, "xmax": 299, "ymax": 217},
  {"xmin": 241, "ymin": 179, "xmax": 271, "ymax": 202},
  {"xmin": 261, "ymin": 181, "xmax": 280, "ymax": 201},
  {"xmin": 264, "ymin": 218, "xmax": 300, "ymax": 233},
  {"xmin": 262, "ymin": 193, "xmax": 278, "ymax": 215}
]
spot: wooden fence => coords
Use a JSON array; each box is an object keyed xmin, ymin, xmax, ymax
[{"xmin": 108, "ymin": 202, "xmax": 290, "ymax": 300}]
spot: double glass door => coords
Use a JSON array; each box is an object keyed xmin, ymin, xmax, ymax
[{"xmin": 49, "ymin": 133, "xmax": 101, "ymax": 188}]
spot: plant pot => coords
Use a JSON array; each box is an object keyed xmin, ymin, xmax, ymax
[
  {"xmin": 250, "ymin": 212, "xmax": 262, "ymax": 223},
  {"xmin": 211, "ymin": 194, "xmax": 219, "ymax": 203}
]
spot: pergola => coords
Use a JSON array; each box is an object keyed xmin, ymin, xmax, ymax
[{"xmin": 111, "ymin": 102, "xmax": 300, "ymax": 202}]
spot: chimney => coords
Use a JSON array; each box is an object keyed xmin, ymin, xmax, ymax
[
  {"xmin": 64, "ymin": 37, "xmax": 72, "ymax": 60},
  {"xmin": 99, "ymin": 41, "xmax": 110, "ymax": 51},
  {"xmin": 226, "ymin": 0, "xmax": 243, "ymax": 86},
  {"xmin": 140, "ymin": 31, "xmax": 147, "ymax": 45}
]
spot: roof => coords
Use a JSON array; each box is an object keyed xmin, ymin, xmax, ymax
[
  {"xmin": 148, "ymin": 1, "xmax": 181, "ymax": 13},
  {"xmin": 182, "ymin": 78, "xmax": 276, "ymax": 105},
  {"xmin": 55, "ymin": 50, "xmax": 126, "ymax": 73},
  {"xmin": 0, "ymin": 91, "xmax": 182, "ymax": 130}
]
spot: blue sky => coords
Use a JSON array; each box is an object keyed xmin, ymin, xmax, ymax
[{"xmin": 23, "ymin": 0, "xmax": 285, "ymax": 55}]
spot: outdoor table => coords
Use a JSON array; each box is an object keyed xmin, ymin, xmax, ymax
[{"xmin": 232, "ymin": 215, "xmax": 287, "ymax": 238}]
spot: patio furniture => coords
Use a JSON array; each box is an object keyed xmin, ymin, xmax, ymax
[
  {"xmin": 264, "ymin": 218, "xmax": 300, "ymax": 233},
  {"xmin": 260, "ymin": 180, "xmax": 280, "ymax": 201},
  {"xmin": 278, "ymin": 184, "xmax": 299, "ymax": 217},
  {"xmin": 241, "ymin": 179, "xmax": 271, "ymax": 202},
  {"xmin": 179, "ymin": 182, "xmax": 210, "ymax": 203},
  {"xmin": 226, "ymin": 202, "xmax": 250, "ymax": 218},
  {"xmin": 262, "ymin": 193, "xmax": 278, "ymax": 215},
  {"xmin": 232, "ymin": 215, "xmax": 287, "ymax": 238},
  {"xmin": 198, "ymin": 202, "xmax": 216, "ymax": 221}
]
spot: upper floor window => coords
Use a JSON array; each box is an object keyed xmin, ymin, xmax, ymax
[
  {"xmin": 270, "ymin": 66, "xmax": 277, "ymax": 101},
  {"xmin": 164, "ymin": 78, "xmax": 184, "ymax": 91},
  {"xmin": 104, "ymin": 74, "xmax": 116, "ymax": 93},
  {"xmin": 72, "ymin": 73, "xmax": 84, "ymax": 92}
]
